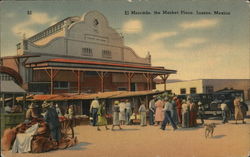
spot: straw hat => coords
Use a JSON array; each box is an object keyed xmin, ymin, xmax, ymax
[
  {"xmin": 114, "ymin": 101, "xmax": 119, "ymax": 105},
  {"xmin": 42, "ymin": 102, "xmax": 51, "ymax": 108}
]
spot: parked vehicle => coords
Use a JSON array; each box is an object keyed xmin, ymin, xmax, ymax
[{"xmin": 176, "ymin": 89, "xmax": 245, "ymax": 117}]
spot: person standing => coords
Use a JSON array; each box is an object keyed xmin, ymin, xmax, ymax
[
  {"xmin": 149, "ymin": 96, "xmax": 156, "ymax": 125},
  {"xmin": 55, "ymin": 104, "xmax": 62, "ymax": 117},
  {"xmin": 138, "ymin": 103, "xmax": 147, "ymax": 126},
  {"xmin": 125, "ymin": 99, "xmax": 132, "ymax": 125},
  {"xmin": 112, "ymin": 101, "xmax": 122, "ymax": 130},
  {"xmin": 189, "ymin": 100, "xmax": 197, "ymax": 127},
  {"xmin": 171, "ymin": 97, "xmax": 178, "ymax": 125},
  {"xmin": 197, "ymin": 101, "xmax": 205, "ymax": 125},
  {"xmin": 97, "ymin": 102, "xmax": 109, "ymax": 131},
  {"xmin": 118, "ymin": 100, "xmax": 126, "ymax": 125},
  {"xmin": 161, "ymin": 98, "xmax": 177, "ymax": 131},
  {"xmin": 90, "ymin": 97, "xmax": 100, "ymax": 126},
  {"xmin": 26, "ymin": 102, "xmax": 40, "ymax": 121},
  {"xmin": 221, "ymin": 101, "xmax": 229, "ymax": 124},
  {"xmin": 154, "ymin": 97, "xmax": 164, "ymax": 125},
  {"xmin": 182, "ymin": 100, "xmax": 190, "ymax": 128},
  {"xmin": 42, "ymin": 102, "xmax": 61, "ymax": 145},
  {"xmin": 175, "ymin": 97, "xmax": 182, "ymax": 125},
  {"xmin": 234, "ymin": 97, "xmax": 245, "ymax": 124}
]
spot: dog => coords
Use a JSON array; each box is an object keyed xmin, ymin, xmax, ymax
[{"xmin": 204, "ymin": 123, "xmax": 216, "ymax": 138}]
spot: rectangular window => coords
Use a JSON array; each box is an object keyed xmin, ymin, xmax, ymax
[
  {"xmin": 190, "ymin": 87, "xmax": 197, "ymax": 94},
  {"xmin": 180, "ymin": 88, "xmax": 186, "ymax": 94},
  {"xmin": 102, "ymin": 50, "xmax": 112, "ymax": 58},
  {"xmin": 54, "ymin": 81, "xmax": 69, "ymax": 89},
  {"xmin": 81, "ymin": 48, "xmax": 93, "ymax": 56}
]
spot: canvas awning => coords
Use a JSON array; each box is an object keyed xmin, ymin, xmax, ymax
[{"xmin": 0, "ymin": 80, "xmax": 26, "ymax": 94}]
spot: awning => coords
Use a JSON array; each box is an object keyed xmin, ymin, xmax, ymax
[
  {"xmin": 17, "ymin": 90, "xmax": 164, "ymax": 101},
  {"xmin": 0, "ymin": 80, "xmax": 26, "ymax": 94}
]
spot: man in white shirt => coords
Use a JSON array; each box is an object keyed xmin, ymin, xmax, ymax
[
  {"xmin": 90, "ymin": 97, "xmax": 100, "ymax": 126},
  {"xmin": 4, "ymin": 105, "xmax": 12, "ymax": 113},
  {"xmin": 221, "ymin": 101, "xmax": 229, "ymax": 124},
  {"xmin": 161, "ymin": 98, "xmax": 177, "ymax": 131}
]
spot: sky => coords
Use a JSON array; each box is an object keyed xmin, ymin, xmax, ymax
[{"xmin": 0, "ymin": 0, "xmax": 249, "ymax": 80}]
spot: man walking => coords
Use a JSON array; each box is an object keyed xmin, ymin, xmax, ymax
[
  {"xmin": 90, "ymin": 97, "xmax": 100, "ymax": 126},
  {"xmin": 161, "ymin": 98, "xmax": 177, "ymax": 131}
]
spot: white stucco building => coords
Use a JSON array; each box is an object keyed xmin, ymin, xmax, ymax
[
  {"xmin": 156, "ymin": 79, "xmax": 250, "ymax": 100},
  {"xmin": 2, "ymin": 11, "xmax": 176, "ymax": 94}
]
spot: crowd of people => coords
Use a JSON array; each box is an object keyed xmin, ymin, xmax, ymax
[{"xmin": 89, "ymin": 94, "xmax": 248, "ymax": 131}]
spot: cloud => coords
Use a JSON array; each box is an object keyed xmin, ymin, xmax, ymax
[
  {"xmin": 147, "ymin": 32, "xmax": 178, "ymax": 41},
  {"xmin": 127, "ymin": 30, "xmax": 249, "ymax": 80},
  {"xmin": 122, "ymin": 19, "xmax": 142, "ymax": 33},
  {"xmin": 12, "ymin": 12, "xmax": 58, "ymax": 38},
  {"xmin": 175, "ymin": 38, "xmax": 207, "ymax": 48},
  {"xmin": 179, "ymin": 18, "xmax": 219, "ymax": 30},
  {"xmin": 6, "ymin": 12, "xmax": 16, "ymax": 18}
]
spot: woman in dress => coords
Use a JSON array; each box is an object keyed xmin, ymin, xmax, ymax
[
  {"xmin": 234, "ymin": 97, "xmax": 246, "ymax": 124},
  {"xmin": 97, "ymin": 102, "xmax": 109, "ymax": 131},
  {"xmin": 154, "ymin": 97, "xmax": 164, "ymax": 125},
  {"xmin": 118, "ymin": 100, "xmax": 126, "ymax": 125},
  {"xmin": 112, "ymin": 101, "xmax": 122, "ymax": 130}
]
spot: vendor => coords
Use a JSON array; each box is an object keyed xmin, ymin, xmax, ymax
[
  {"xmin": 42, "ymin": 102, "xmax": 61, "ymax": 145},
  {"xmin": 4, "ymin": 104, "xmax": 12, "ymax": 113},
  {"xmin": 26, "ymin": 103, "xmax": 40, "ymax": 120}
]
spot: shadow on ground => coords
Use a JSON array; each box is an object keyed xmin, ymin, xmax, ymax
[
  {"xmin": 212, "ymin": 134, "xmax": 226, "ymax": 139},
  {"xmin": 66, "ymin": 142, "xmax": 91, "ymax": 151},
  {"xmin": 177, "ymin": 127, "xmax": 204, "ymax": 131},
  {"xmin": 111, "ymin": 128, "xmax": 140, "ymax": 131}
]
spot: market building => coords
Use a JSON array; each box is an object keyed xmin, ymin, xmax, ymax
[
  {"xmin": 1, "ymin": 11, "xmax": 176, "ymax": 95},
  {"xmin": 156, "ymin": 79, "xmax": 250, "ymax": 100}
]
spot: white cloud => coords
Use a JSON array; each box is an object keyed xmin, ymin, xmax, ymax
[
  {"xmin": 12, "ymin": 12, "xmax": 58, "ymax": 38},
  {"xmin": 127, "ymin": 31, "xmax": 178, "ymax": 59},
  {"xmin": 6, "ymin": 12, "xmax": 16, "ymax": 18},
  {"xmin": 175, "ymin": 38, "xmax": 207, "ymax": 48},
  {"xmin": 127, "ymin": 31, "xmax": 249, "ymax": 80},
  {"xmin": 122, "ymin": 19, "xmax": 142, "ymax": 33},
  {"xmin": 147, "ymin": 32, "xmax": 178, "ymax": 41},
  {"xmin": 179, "ymin": 18, "xmax": 219, "ymax": 30}
]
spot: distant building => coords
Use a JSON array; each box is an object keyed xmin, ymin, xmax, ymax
[
  {"xmin": 1, "ymin": 11, "xmax": 176, "ymax": 94},
  {"xmin": 156, "ymin": 79, "xmax": 250, "ymax": 100}
]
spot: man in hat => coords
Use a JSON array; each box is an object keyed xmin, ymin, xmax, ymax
[
  {"xmin": 42, "ymin": 102, "xmax": 61, "ymax": 145},
  {"xmin": 149, "ymin": 95, "xmax": 156, "ymax": 125},
  {"xmin": 125, "ymin": 99, "xmax": 132, "ymax": 125},
  {"xmin": 90, "ymin": 97, "xmax": 100, "ymax": 126},
  {"xmin": 26, "ymin": 102, "xmax": 40, "ymax": 120},
  {"xmin": 161, "ymin": 97, "xmax": 177, "ymax": 131}
]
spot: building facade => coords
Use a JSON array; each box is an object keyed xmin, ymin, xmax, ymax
[
  {"xmin": 1, "ymin": 11, "xmax": 176, "ymax": 94},
  {"xmin": 156, "ymin": 79, "xmax": 250, "ymax": 100}
]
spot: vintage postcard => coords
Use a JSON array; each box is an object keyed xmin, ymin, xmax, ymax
[{"xmin": 0, "ymin": 0, "xmax": 249, "ymax": 157}]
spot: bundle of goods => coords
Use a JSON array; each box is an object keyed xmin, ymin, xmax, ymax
[{"xmin": 1, "ymin": 118, "xmax": 78, "ymax": 153}]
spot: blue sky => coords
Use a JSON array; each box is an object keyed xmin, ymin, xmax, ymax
[{"xmin": 0, "ymin": 0, "xmax": 249, "ymax": 80}]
